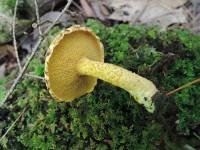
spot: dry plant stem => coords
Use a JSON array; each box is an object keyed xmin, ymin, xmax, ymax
[
  {"xmin": 13, "ymin": 0, "xmax": 22, "ymax": 71},
  {"xmin": 25, "ymin": 73, "xmax": 44, "ymax": 80},
  {"xmin": 193, "ymin": 132, "xmax": 200, "ymax": 141},
  {"xmin": 34, "ymin": 0, "xmax": 42, "ymax": 36},
  {"xmin": 0, "ymin": 0, "xmax": 73, "ymax": 106},
  {"xmin": 166, "ymin": 77, "xmax": 200, "ymax": 96},
  {"xmin": 77, "ymin": 57, "xmax": 158, "ymax": 113},
  {"xmin": 72, "ymin": 1, "xmax": 83, "ymax": 11},
  {"xmin": 0, "ymin": 106, "xmax": 27, "ymax": 142}
]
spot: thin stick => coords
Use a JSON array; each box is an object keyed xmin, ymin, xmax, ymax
[
  {"xmin": 13, "ymin": 0, "xmax": 22, "ymax": 71},
  {"xmin": 0, "ymin": 0, "xmax": 73, "ymax": 106},
  {"xmin": 72, "ymin": 1, "xmax": 83, "ymax": 11},
  {"xmin": 193, "ymin": 132, "xmax": 200, "ymax": 141},
  {"xmin": 166, "ymin": 77, "xmax": 200, "ymax": 96},
  {"xmin": 34, "ymin": 0, "xmax": 42, "ymax": 36},
  {"xmin": 0, "ymin": 106, "xmax": 27, "ymax": 142},
  {"xmin": 25, "ymin": 73, "xmax": 44, "ymax": 80}
]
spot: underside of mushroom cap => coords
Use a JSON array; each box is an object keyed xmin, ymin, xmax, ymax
[{"xmin": 45, "ymin": 25, "xmax": 104, "ymax": 102}]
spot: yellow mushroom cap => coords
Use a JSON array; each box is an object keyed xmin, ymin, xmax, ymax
[{"xmin": 45, "ymin": 25, "xmax": 104, "ymax": 102}]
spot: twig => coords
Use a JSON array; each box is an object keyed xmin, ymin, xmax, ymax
[
  {"xmin": 34, "ymin": 0, "xmax": 42, "ymax": 36},
  {"xmin": 13, "ymin": 0, "xmax": 22, "ymax": 71},
  {"xmin": 193, "ymin": 132, "xmax": 200, "ymax": 141},
  {"xmin": 72, "ymin": 1, "xmax": 83, "ymax": 11},
  {"xmin": 25, "ymin": 73, "xmax": 44, "ymax": 80},
  {"xmin": 0, "ymin": 0, "xmax": 73, "ymax": 106},
  {"xmin": 166, "ymin": 77, "xmax": 200, "ymax": 96},
  {"xmin": 0, "ymin": 106, "xmax": 27, "ymax": 142}
]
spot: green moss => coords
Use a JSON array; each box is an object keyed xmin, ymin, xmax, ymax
[{"xmin": 0, "ymin": 20, "xmax": 200, "ymax": 149}]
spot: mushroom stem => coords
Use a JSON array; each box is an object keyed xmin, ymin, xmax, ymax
[{"xmin": 77, "ymin": 57, "xmax": 158, "ymax": 113}]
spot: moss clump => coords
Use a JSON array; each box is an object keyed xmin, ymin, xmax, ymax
[{"xmin": 0, "ymin": 20, "xmax": 200, "ymax": 149}]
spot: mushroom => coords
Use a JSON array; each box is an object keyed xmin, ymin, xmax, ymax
[{"xmin": 45, "ymin": 25, "xmax": 158, "ymax": 113}]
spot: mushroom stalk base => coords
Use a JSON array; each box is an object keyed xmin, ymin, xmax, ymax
[{"xmin": 77, "ymin": 57, "xmax": 158, "ymax": 113}]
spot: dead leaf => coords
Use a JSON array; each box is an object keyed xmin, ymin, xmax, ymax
[
  {"xmin": 0, "ymin": 45, "xmax": 15, "ymax": 57},
  {"xmin": 20, "ymin": 36, "xmax": 34, "ymax": 53},
  {"xmin": 0, "ymin": 45, "xmax": 17, "ymax": 74},
  {"xmin": 106, "ymin": 0, "xmax": 187, "ymax": 29},
  {"xmin": 22, "ymin": 11, "xmax": 80, "ymax": 53},
  {"xmin": 90, "ymin": 0, "xmax": 107, "ymax": 20},
  {"xmin": 159, "ymin": 0, "xmax": 187, "ymax": 8},
  {"xmin": 33, "ymin": 11, "xmax": 72, "ymax": 40},
  {"xmin": 24, "ymin": 0, "xmax": 65, "ymax": 17},
  {"xmin": 140, "ymin": 7, "xmax": 187, "ymax": 29},
  {"xmin": 80, "ymin": 0, "xmax": 96, "ymax": 17},
  {"xmin": 108, "ymin": 0, "xmax": 149, "ymax": 22}
]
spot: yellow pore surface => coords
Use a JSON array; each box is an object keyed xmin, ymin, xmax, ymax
[{"xmin": 46, "ymin": 27, "xmax": 104, "ymax": 102}]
